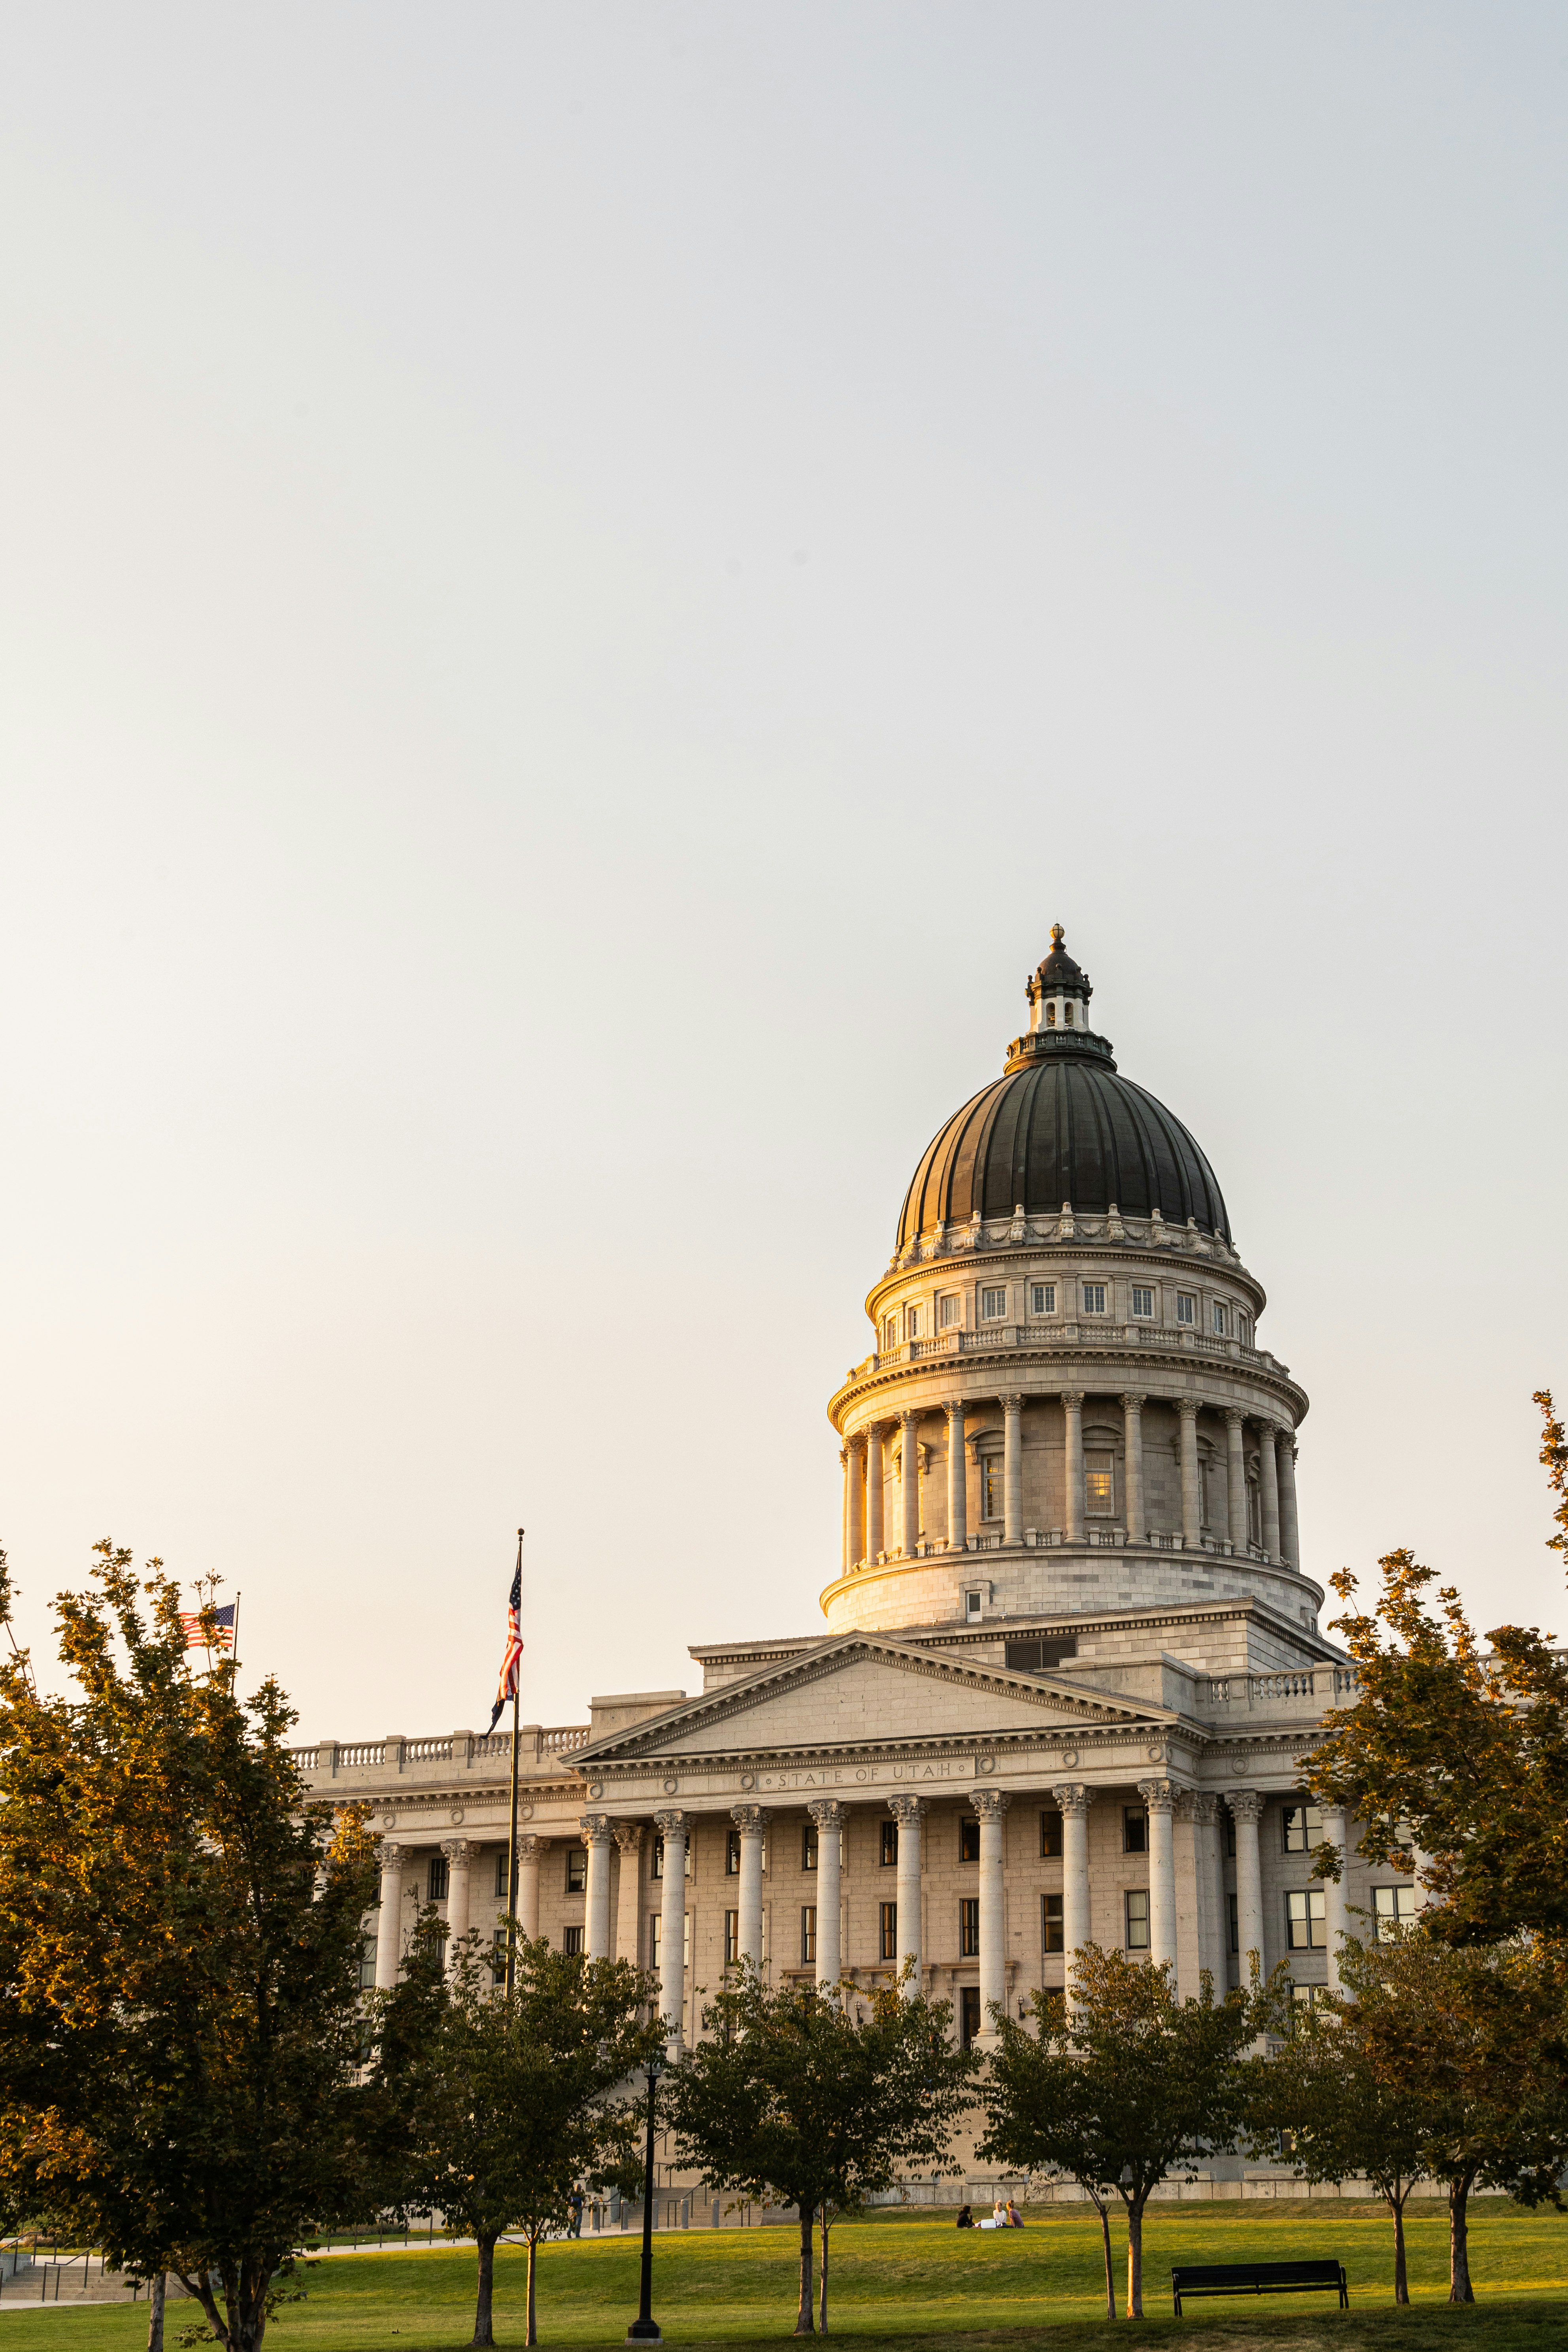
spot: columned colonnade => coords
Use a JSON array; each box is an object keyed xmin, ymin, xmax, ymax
[{"xmin": 840, "ymin": 1393, "xmax": 1301, "ymax": 1566}]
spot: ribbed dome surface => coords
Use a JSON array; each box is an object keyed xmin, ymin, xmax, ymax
[{"xmin": 898, "ymin": 1048, "xmax": 1230, "ymax": 1249}]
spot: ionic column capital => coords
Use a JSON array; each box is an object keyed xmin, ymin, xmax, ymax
[
  {"xmin": 1227, "ymin": 1789, "xmax": 1266, "ymax": 1825},
  {"xmin": 579, "ymin": 1811, "xmax": 615, "ymax": 1845},
  {"xmin": 1051, "ymin": 1781, "xmax": 1094, "ymax": 1815},
  {"xmin": 729, "ymin": 1804, "xmax": 770, "ymax": 1833},
  {"xmin": 807, "ymin": 1798, "xmax": 849, "ymax": 1830},
  {"xmin": 652, "ymin": 1807, "xmax": 689, "ymax": 1837},
  {"xmin": 887, "ymin": 1794, "xmax": 928, "ymax": 1826},
  {"xmin": 972, "ymin": 1788, "xmax": 1011, "ymax": 1820},
  {"xmin": 1136, "ymin": 1778, "xmax": 1177, "ymax": 1815}
]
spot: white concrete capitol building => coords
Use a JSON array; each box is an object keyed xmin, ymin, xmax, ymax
[{"xmin": 302, "ymin": 930, "xmax": 1392, "ymax": 2087}]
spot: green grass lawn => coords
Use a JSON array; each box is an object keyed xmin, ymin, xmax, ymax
[{"xmin": 3, "ymin": 2200, "xmax": 1564, "ymax": 2352}]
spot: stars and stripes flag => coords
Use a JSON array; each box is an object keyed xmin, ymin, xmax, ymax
[
  {"xmin": 179, "ymin": 1603, "xmax": 236, "ymax": 1651},
  {"xmin": 488, "ymin": 1537, "xmax": 524, "ymax": 1732}
]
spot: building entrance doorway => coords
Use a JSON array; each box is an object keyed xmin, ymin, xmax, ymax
[{"xmin": 960, "ymin": 1986, "xmax": 981, "ymax": 2047}]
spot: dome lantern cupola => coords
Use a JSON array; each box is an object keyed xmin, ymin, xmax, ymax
[{"xmin": 1025, "ymin": 922, "xmax": 1094, "ymax": 1035}]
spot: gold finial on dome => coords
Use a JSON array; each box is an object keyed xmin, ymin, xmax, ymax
[{"xmin": 1050, "ymin": 921, "xmax": 1064, "ymax": 951}]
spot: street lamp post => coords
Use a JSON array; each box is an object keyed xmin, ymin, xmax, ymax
[{"xmin": 625, "ymin": 2053, "xmax": 666, "ymax": 2344}]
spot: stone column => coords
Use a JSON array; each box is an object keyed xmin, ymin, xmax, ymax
[
  {"xmin": 840, "ymin": 1447, "xmax": 852, "ymax": 1572},
  {"xmin": 1225, "ymin": 1410, "xmax": 1248, "ymax": 1547},
  {"xmin": 1258, "ymin": 1425, "xmax": 1281, "ymax": 1561},
  {"xmin": 808, "ymin": 1799, "xmax": 847, "ymax": 1987},
  {"xmin": 1138, "ymin": 1779, "xmax": 1179, "ymax": 1982},
  {"xmin": 1178, "ymin": 1399, "xmax": 1202, "ymax": 1544},
  {"xmin": 1000, "ymin": 1395, "xmax": 1025, "ymax": 1543},
  {"xmin": 846, "ymin": 1437, "xmax": 865, "ymax": 1568},
  {"xmin": 731, "ymin": 1804, "xmax": 769, "ymax": 1969},
  {"xmin": 581, "ymin": 1812, "xmax": 615, "ymax": 1961},
  {"xmin": 1278, "ymin": 1435, "xmax": 1300, "ymax": 1569},
  {"xmin": 974, "ymin": 1789, "xmax": 1010, "ymax": 2045},
  {"xmin": 1053, "ymin": 1783, "xmax": 1093, "ymax": 2003},
  {"xmin": 1121, "ymin": 1394, "xmax": 1145, "ymax": 1540},
  {"xmin": 613, "ymin": 1822, "xmax": 645, "ymax": 1963},
  {"xmin": 866, "ymin": 1425, "xmax": 885, "ymax": 1560},
  {"xmin": 1190, "ymin": 1794, "xmax": 1226, "ymax": 1986},
  {"xmin": 900, "ymin": 1410, "xmax": 921, "ymax": 1555},
  {"xmin": 1062, "ymin": 1391, "xmax": 1086, "ymax": 1540},
  {"xmin": 653, "ymin": 1808, "xmax": 689, "ymax": 2052},
  {"xmin": 888, "ymin": 1795, "xmax": 926, "ymax": 1989},
  {"xmin": 374, "ymin": 1842, "xmax": 404, "ymax": 1990},
  {"xmin": 515, "ymin": 1833, "xmax": 548, "ymax": 1941},
  {"xmin": 945, "ymin": 1399, "xmax": 967, "ymax": 1550},
  {"xmin": 1321, "ymin": 1805, "xmax": 1349, "ymax": 1991},
  {"xmin": 1228, "ymin": 1791, "xmax": 1266, "ymax": 1980},
  {"xmin": 442, "ymin": 1838, "xmax": 476, "ymax": 1978}
]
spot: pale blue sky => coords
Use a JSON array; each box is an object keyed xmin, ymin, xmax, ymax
[{"xmin": 2, "ymin": 5, "xmax": 1564, "ymax": 1733}]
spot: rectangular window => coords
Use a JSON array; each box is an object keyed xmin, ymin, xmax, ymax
[
  {"xmin": 1030, "ymin": 1282, "xmax": 1056, "ymax": 1316},
  {"xmin": 883, "ymin": 1317, "xmax": 898, "ymax": 1350},
  {"xmin": 1042, "ymin": 1892, "xmax": 1064, "ymax": 1952},
  {"xmin": 1082, "ymin": 1282, "xmax": 1106, "ymax": 1316},
  {"xmin": 880, "ymin": 1819, "xmax": 898, "ymax": 1867},
  {"xmin": 650, "ymin": 1837, "xmax": 689, "ymax": 1880},
  {"xmin": 724, "ymin": 1910, "xmax": 739, "ymax": 1964},
  {"xmin": 1213, "ymin": 1302, "xmax": 1228, "ymax": 1336},
  {"xmin": 908, "ymin": 1305, "xmax": 922, "ymax": 1338},
  {"xmin": 649, "ymin": 1914, "xmax": 660, "ymax": 1969},
  {"xmin": 726, "ymin": 1829, "xmax": 742, "ymax": 1875},
  {"xmin": 981, "ymin": 1285, "xmax": 1008, "ymax": 1320},
  {"xmin": 1228, "ymin": 1893, "xmax": 1238, "ymax": 1954},
  {"xmin": 492, "ymin": 1926, "xmax": 509, "ymax": 1982},
  {"xmin": 494, "ymin": 1854, "xmax": 510, "ymax": 1900},
  {"xmin": 982, "ymin": 1457, "xmax": 1003, "ymax": 1520},
  {"xmin": 1123, "ymin": 1806, "xmax": 1148, "ymax": 1855},
  {"xmin": 1282, "ymin": 1803, "xmax": 1323, "ymax": 1854},
  {"xmin": 565, "ymin": 1847, "xmax": 587, "ymax": 1894},
  {"xmin": 1374, "ymin": 1885, "xmax": 1419, "ymax": 1939},
  {"xmin": 959, "ymin": 1817, "xmax": 980, "ymax": 1862},
  {"xmin": 1286, "ymin": 1889, "xmax": 1327, "ymax": 1950},
  {"xmin": 1176, "ymin": 1292, "xmax": 1196, "ymax": 1325},
  {"xmin": 563, "ymin": 1924, "xmax": 584, "ymax": 1957},
  {"xmin": 801, "ymin": 1907, "xmax": 817, "ymax": 1965},
  {"xmin": 802, "ymin": 1823, "xmax": 818, "ymax": 1871},
  {"xmin": 1225, "ymin": 1812, "xmax": 1237, "ymax": 1858},
  {"xmin": 939, "ymin": 1293, "xmax": 960, "ymax": 1329},
  {"xmin": 1008, "ymin": 1637, "xmax": 1077, "ymax": 1672},
  {"xmin": 359, "ymin": 1934, "xmax": 377, "ymax": 1992},
  {"xmin": 1085, "ymin": 1454, "xmax": 1114, "ymax": 1514},
  {"xmin": 1291, "ymin": 1983, "xmax": 1323, "ymax": 2017},
  {"xmin": 1040, "ymin": 1808, "xmax": 1063, "ymax": 1857},
  {"xmin": 1125, "ymin": 1890, "xmax": 1151, "ymax": 1951},
  {"xmin": 964, "ymin": 1588, "xmax": 982, "ymax": 1621},
  {"xmin": 879, "ymin": 1901, "xmax": 898, "ymax": 1961},
  {"xmin": 959, "ymin": 1897, "xmax": 980, "ymax": 1956},
  {"xmin": 1238, "ymin": 1314, "xmax": 1252, "ymax": 1346},
  {"xmin": 427, "ymin": 1854, "xmax": 449, "ymax": 1902},
  {"xmin": 1131, "ymin": 1286, "xmax": 1154, "ymax": 1319},
  {"xmin": 960, "ymin": 1985, "xmax": 981, "ymax": 2048}
]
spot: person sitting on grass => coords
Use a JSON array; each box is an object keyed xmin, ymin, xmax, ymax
[
  {"xmin": 1005, "ymin": 2199, "xmax": 1024, "ymax": 2227},
  {"xmin": 956, "ymin": 2205, "xmax": 974, "ymax": 2229}
]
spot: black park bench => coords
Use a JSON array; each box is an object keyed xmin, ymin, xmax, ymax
[{"xmin": 1171, "ymin": 2260, "xmax": 1349, "ymax": 2316}]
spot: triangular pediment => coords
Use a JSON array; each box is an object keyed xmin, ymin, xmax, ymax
[{"xmin": 576, "ymin": 1634, "xmax": 1173, "ymax": 1767}]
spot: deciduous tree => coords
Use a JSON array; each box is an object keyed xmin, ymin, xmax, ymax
[
  {"xmin": 375, "ymin": 1932, "xmax": 661, "ymax": 2348},
  {"xmin": 0, "ymin": 1543, "xmax": 382, "ymax": 2352},
  {"xmin": 978, "ymin": 1946, "xmax": 1266, "ymax": 2319},
  {"xmin": 664, "ymin": 1965, "xmax": 976, "ymax": 2335}
]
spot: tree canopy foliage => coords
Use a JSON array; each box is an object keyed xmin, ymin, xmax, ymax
[
  {"xmin": 0, "ymin": 1543, "xmax": 381, "ymax": 2352},
  {"xmin": 979, "ymin": 1947, "xmax": 1268, "ymax": 2320},
  {"xmin": 664, "ymin": 1966, "xmax": 975, "ymax": 2335}
]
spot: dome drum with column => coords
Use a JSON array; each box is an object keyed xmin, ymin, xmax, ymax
[{"xmin": 824, "ymin": 932, "xmax": 1314, "ymax": 1638}]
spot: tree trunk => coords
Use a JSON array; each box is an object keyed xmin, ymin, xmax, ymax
[
  {"xmin": 1125, "ymin": 2193, "xmax": 1145, "ymax": 2320},
  {"xmin": 818, "ymin": 2214, "xmax": 830, "ymax": 2334},
  {"xmin": 1449, "ymin": 2177, "xmax": 1476, "ymax": 2304},
  {"xmin": 472, "ymin": 2232, "xmax": 497, "ymax": 2348},
  {"xmin": 1094, "ymin": 2196, "xmax": 1117, "ymax": 2321},
  {"xmin": 1390, "ymin": 2192, "xmax": 1410, "ymax": 2305},
  {"xmin": 795, "ymin": 2204, "xmax": 815, "ymax": 2334},
  {"xmin": 147, "ymin": 2272, "xmax": 166, "ymax": 2352},
  {"xmin": 527, "ymin": 2230, "xmax": 539, "ymax": 2347}
]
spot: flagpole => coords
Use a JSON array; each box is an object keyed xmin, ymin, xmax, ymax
[
  {"xmin": 231, "ymin": 1594, "xmax": 241, "ymax": 1677},
  {"xmin": 504, "ymin": 1528, "xmax": 524, "ymax": 1998}
]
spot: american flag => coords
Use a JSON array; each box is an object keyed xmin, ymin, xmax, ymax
[
  {"xmin": 487, "ymin": 1535, "xmax": 524, "ymax": 1732},
  {"xmin": 179, "ymin": 1603, "xmax": 236, "ymax": 1652}
]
